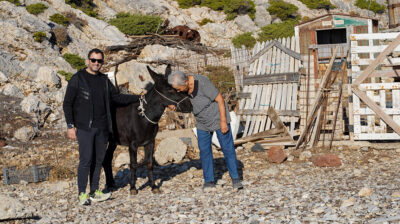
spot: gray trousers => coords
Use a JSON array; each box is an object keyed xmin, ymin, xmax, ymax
[{"xmin": 76, "ymin": 127, "xmax": 109, "ymax": 194}]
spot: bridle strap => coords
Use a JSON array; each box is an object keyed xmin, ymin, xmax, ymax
[{"xmin": 154, "ymin": 89, "xmax": 189, "ymax": 110}]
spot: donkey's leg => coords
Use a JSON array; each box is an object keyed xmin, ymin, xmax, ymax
[
  {"xmin": 129, "ymin": 142, "xmax": 139, "ymax": 195},
  {"xmin": 144, "ymin": 140, "xmax": 160, "ymax": 193},
  {"xmin": 103, "ymin": 140, "xmax": 117, "ymax": 191}
]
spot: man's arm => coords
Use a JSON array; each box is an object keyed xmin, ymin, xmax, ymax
[
  {"xmin": 63, "ymin": 76, "xmax": 78, "ymax": 140},
  {"xmin": 215, "ymin": 93, "xmax": 229, "ymax": 134},
  {"xmin": 108, "ymin": 80, "xmax": 140, "ymax": 105}
]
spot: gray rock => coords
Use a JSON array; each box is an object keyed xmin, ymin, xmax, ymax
[
  {"xmin": 202, "ymin": 23, "xmax": 227, "ymax": 38},
  {"xmin": 234, "ymin": 15, "xmax": 258, "ymax": 32},
  {"xmin": 264, "ymin": 166, "xmax": 279, "ymax": 176},
  {"xmin": 255, "ymin": 6, "xmax": 272, "ymax": 28},
  {"xmin": 0, "ymin": 71, "xmax": 8, "ymax": 82},
  {"xmin": 20, "ymin": 94, "xmax": 47, "ymax": 114},
  {"xmin": 0, "ymin": 193, "xmax": 35, "ymax": 221},
  {"xmin": 14, "ymin": 126, "xmax": 36, "ymax": 142},
  {"xmin": 2, "ymin": 84, "xmax": 24, "ymax": 98},
  {"xmin": 155, "ymin": 137, "xmax": 187, "ymax": 166},
  {"xmin": 114, "ymin": 152, "xmax": 130, "ymax": 168},
  {"xmin": 35, "ymin": 66, "xmax": 61, "ymax": 87},
  {"xmin": 104, "ymin": 0, "xmax": 168, "ymax": 15}
]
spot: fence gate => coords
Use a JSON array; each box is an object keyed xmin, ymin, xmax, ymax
[
  {"xmin": 350, "ymin": 32, "xmax": 400, "ymax": 140},
  {"xmin": 231, "ymin": 37, "xmax": 301, "ymax": 137}
]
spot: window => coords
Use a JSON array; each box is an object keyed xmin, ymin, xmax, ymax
[{"xmin": 316, "ymin": 28, "xmax": 347, "ymax": 45}]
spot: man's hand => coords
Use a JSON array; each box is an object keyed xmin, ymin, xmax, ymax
[
  {"xmin": 67, "ymin": 128, "xmax": 77, "ymax": 141},
  {"xmin": 168, "ymin": 105, "xmax": 176, "ymax": 111},
  {"xmin": 220, "ymin": 121, "xmax": 228, "ymax": 134}
]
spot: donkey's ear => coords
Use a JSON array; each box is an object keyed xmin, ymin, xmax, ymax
[
  {"xmin": 165, "ymin": 64, "xmax": 171, "ymax": 78},
  {"xmin": 147, "ymin": 66, "xmax": 162, "ymax": 82}
]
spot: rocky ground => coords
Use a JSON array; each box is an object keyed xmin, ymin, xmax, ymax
[{"xmin": 1, "ymin": 135, "xmax": 399, "ymax": 223}]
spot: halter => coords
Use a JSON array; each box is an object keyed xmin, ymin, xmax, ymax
[{"xmin": 137, "ymin": 88, "xmax": 189, "ymax": 124}]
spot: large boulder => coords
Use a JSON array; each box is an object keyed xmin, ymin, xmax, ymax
[
  {"xmin": 234, "ymin": 15, "xmax": 258, "ymax": 32},
  {"xmin": 0, "ymin": 50, "xmax": 23, "ymax": 78},
  {"xmin": 155, "ymin": 137, "xmax": 187, "ymax": 165},
  {"xmin": 0, "ymin": 193, "xmax": 35, "ymax": 221},
  {"xmin": 255, "ymin": 6, "xmax": 272, "ymax": 28},
  {"xmin": 268, "ymin": 146, "xmax": 287, "ymax": 163}
]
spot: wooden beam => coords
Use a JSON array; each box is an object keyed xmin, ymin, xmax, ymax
[
  {"xmin": 353, "ymin": 34, "xmax": 400, "ymax": 86},
  {"xmin": 267, "ymin": 107, "xmax": 294, "ymax": 141},
  {"xmin": 237, "ymin": 109, "xmax": 300, "ymax": 117},
  {"xmin": 351, "ymin": 86, "xmax": 400, "ymax": 136},
  {"xmin": 243, "ymin": 73, "xmax": 300, "ymax": 85},
  {"xmin": 233, "ymin": 128, "xmax": 283, "ymax": 146},
  {"xmin": 237, "ymin": 92, "xmax": 251, "ymax": 99},
  {"xmin": 248, "ymin": 40, "xmax": 301, "ymax": 64}
]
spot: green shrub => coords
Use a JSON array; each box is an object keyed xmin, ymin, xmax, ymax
[
  {"xmin": 267, "ymin": 0, "xmax": 298, "ymax": 21},
  {"xmin": 50, "ymin": 14, "xmax": 70, "ymax": 26},
  {"xmin": 204, "ymin": 66, "xmax": 235, "ymax": 94},
  {"xmin": 58, "ymin": 70, "xmax": 73, "ymax": 81},
  {"xmin": 65, "ymin": 0, "xmax": 98, "ymax": 17},
  {"xmin": 33, "ymin": 32, "xmax": 46, "ymax": 42},
  {"xmin": 355, "ymin": 0, "xmax": 385, "ymax": 14},
  {"xmin": 0, "ymin": 0, "xmax": 21, "ymax": 6},
  {"xmin": 177, "ymin": 0, "xmax": 201, "ymax": 8},
  {"xmin": 109, "ymin": 13, "xmax": 163, "ymax": 35},
  {"xmin": 223, "ymin": 0, "xmax": 256, "ymax": 20},
  {"xmin": 299, "ymin": 0, "xmax": 336, "ymax": 10},
  {"xmin": 63, "ymin": 54, "xmax": 85, "ymax": 70},
  {"xmin": 198, "ymin": 18, "xmax": 214, "ymax": 26},
  {"xmin": 26, "ymin": 3, "xmax": 48, "ymax": 15},
  {"xmin": 258, "ymin": 19, "xmax": 298, "ymax": 42},
  {"xmin": 65, "ymin": 11, "xmax": 88, "ymax": 30},
  {"xmin": 176, "ymin": 0, "xmax": 255, "ymax": 20},
  {"xmin": 232, "ymin": 32, "xmax": 256, "ymax": 49}
]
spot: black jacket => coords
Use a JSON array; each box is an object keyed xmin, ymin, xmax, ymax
[{"xmin": 63, "ymin": 69, "xmax": 139, "ymax": 133}]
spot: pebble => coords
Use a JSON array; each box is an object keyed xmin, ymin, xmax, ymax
[{"xmin": 359, "ymin": 187, "xmax": 374, "ymax": 197}]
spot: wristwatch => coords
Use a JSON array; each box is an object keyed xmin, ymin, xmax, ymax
[{"xmin": 67, "ymin": 123, "xmax": 75, "ymax": 129}]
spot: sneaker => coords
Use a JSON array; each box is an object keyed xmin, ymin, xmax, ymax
[
  {"xmin": 232, "ymin": 178, "xmax": 243, "ymax": 190},
  {"xmin": 89, "ymin": 189, "xmax": 111, "ymax": 202},
  {"xmin": 202, "ymin": 182, "xmax": 216, "ymax": 192},
  {"xmin": 79, "ymin": 192, "xmax": 91, "ymax": 206}
]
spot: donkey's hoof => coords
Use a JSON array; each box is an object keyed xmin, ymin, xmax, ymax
[
  {"xmin": 152, "ymin": 188, "xmax": 162, "ymax": 194},
  {"xmin": 130, "ymin": 189, "xmax": 138, "ymax": 195}
]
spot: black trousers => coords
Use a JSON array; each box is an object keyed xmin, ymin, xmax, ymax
[{"xmin": 76, "ymin": 127, "xmax": 109, "ymax": 194}]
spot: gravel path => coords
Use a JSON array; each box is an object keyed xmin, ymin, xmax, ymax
[{"xmin": 1, "ymin": 144, "xmax": 399, "ymax": 223}]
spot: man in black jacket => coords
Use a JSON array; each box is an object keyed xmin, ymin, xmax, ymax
[{"xmin": 63, "ymin": 48, "xmax": 139, "ymax": 205}]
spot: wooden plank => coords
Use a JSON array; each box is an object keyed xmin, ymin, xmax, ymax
[
  {"xmin": 367, "ymin": 90, "xmax": 375, "ymax": 133},
  {"xmin": 280, "ymin": 37, "xmax": 287, "ymax": 73},
  {"xmin": 393, "ymin": 89, "xmax": 400, "ymax": 130},
  {"xmin": 267, "ymin": 106, "xmax": 292, "ymax": 140},
  {"xmin": 248, "ymin": 84, "xmax": 263, "ymax": 136},
  {"xmin": 259, "ymin": 84, "xmax": 273, "ymax": 131},
  {"xmin": 274, "ymin": 39, "xmax": 301, "ymax": 60},
  {"xmin": 355, "ymin": 133, "xmax": 400, "ymax": 140},
  {"xmin": 253, "ymin": 84, "xmax": 268, "ymax": 134},
  {"xmin": 280, "ymin": 83, "xmax": 288, "ymax": 121},
  {"xmin": 359, "ymin": 82, "xmax": 400, "ymax": 90},
  {"xmin": 290, "ymin": 83, "xmax": 298, "ymax": 136},
  {"xmin": 275, "ymin": 39, "xmax": 282, "ymax": 74},
  {"xmin": 237, "ymin": 92, "xmax": 251, "ymax": 99},
  {"xmin": 379, "ymin": 89, "xmax": 386, "ymax": 133},
  {"xmin": 352, "ymin": 69, "xmax": 400, "ymax": 78},
  {"xmin": 237, "ymin": 109, "xmax": 300, "ymax": 116},
  {"xmin": 233, "ymin": 127, "xmax": 283, "ymax": 146},
  {"xmin": 266, "ymin": 84, "xmax": 278, "ymax": 129},
  {"xmin": 243, "ymin": 73, "xmax": 300, "ymax": 85},
  {"xmin": 352, "ymin": 86, "xmax": 400, "ymax": 136},
  {"xmin": 350, "ymin": 32, "xmax": 400, "ymax": 40},
  {"xmin": 289, "ymin": 36, "xmax": 295, "ymax": 73},
  {"xmin": 272, "ymin": 83, "xmax": 283, "ymax": 128}
]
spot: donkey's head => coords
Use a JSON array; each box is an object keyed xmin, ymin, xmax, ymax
[{"xmin": 147, "ymin": 65, "xmax": 192, "ymax": 113}]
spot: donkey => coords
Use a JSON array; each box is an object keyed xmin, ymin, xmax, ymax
[{"xmin": 102, "ymin": 65, "xmax": 192, "ymax": 194}]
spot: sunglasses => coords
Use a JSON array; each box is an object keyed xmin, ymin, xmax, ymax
[{"xmin": 89, "ymin": 58, "xmax": 104, "ymax": 63}]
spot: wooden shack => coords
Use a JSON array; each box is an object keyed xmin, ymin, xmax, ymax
[{"xmin": 294, "ymin": 14, "xmax": 379, "ymax": 141}]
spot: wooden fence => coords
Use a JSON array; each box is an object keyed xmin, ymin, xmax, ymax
[{"xmin": 231, "ymin": 36, "xmax": 301, "ymax": 137}]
